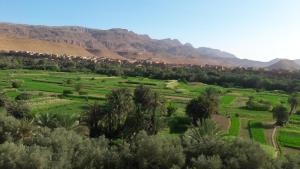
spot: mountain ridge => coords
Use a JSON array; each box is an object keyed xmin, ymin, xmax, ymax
[{"xmin": 0, "ymin": 22, "xmax": 299, "ymax": 70}]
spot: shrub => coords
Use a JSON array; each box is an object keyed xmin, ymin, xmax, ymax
[
  {"xmin": 0, "ymin": 92, "xmax": 8, "ymax": 107},
  {"xmin": 5, "ymin": 101, "xmax": 30, "ymax": 119},
  {"xmin": 74, "ymin": 83, "xmax": 83, "ymax": 92},
  {"xmin": 166, "ymin": 102, "xmax": 177, "ymax": 117},
  {"xmin": 38, "ymin": 92, "xmax": 44, "ymax": 97},
  {"xmin": 0, "ymin": 112, "xmax": 20, "ymax": 143},
  {"xmin": 246, "ymin": 97, "xmax": 272, "ymax": 111},
  {"xmin": 15, "ymin": 92, "xmax": 32, "ymax": 101},
  {"xmin": 78, "ymin": 90, "xmax": 88, "ymax": 95},
  {"xmin": 127, "ymin": 131, "xmax": 185, "ymax": 169},
  {"xmin": 66, "ymin": 79, "xmax": 73, "ymax": 84},
  {"xmin": 11, "ymin": 80, "xmax": 23, "ymax": 88},
  {"xmin": 0, "ymin": 142, "xmax": 50, "ymax": 169},
  {"xmin": 63, "ymin": 89, "xmax": 73, "ymax": 96}
]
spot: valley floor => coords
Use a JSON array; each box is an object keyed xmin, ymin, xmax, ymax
[{"xmin": 1, "ymin": 69, "xmax": 299, "ymax": 155}]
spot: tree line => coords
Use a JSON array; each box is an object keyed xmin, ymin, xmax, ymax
[{"xmin": 1, "ymin": 53, "xmax": 300, "ymax": 93}]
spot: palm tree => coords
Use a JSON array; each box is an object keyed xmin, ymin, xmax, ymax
[
  {"xmin": 130, "ymin": 85, "xmax": 163, "ymax": 135},
  {"xmin": 105, "ymin": 88, "xmax": 133, "ymax": 138},
  {"xmin": 34, "ymin": 113, "xmax": 59, "ymax": 128},
  {"xmin": 288, "ymin": 94, "xmax": 300, "ymax": 115},
  {"xmin": 187, "ymin": 120, "xmax": 223, "ymax": 140}
]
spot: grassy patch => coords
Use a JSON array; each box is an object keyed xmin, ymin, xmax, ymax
[
  {"xmin": 248, "ymin": 121, "xmax": 267, "ymax": 144},
  {"xmin": 228, "ymin": 116, "xmax": 240, "ymax": 136},
  {"xmin": 278, "ymin": 128, "xmax": 300, "ymax": 149},
  {"xmin": 221, "ymin": 95, "xmax": 236, "ymax": 106}
]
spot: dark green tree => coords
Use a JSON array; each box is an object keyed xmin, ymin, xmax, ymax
[
  {"xmin": 272, "ymin": 105, "xmax": 289, "ymax": 126},
  {"xmin": 129, "ymin": 85, "xmax": 162, "ymax": 135},
  {"xmin": 186, "ymin": 88, "xmax": 219, "ymax": 125},
  {"xmin": 102, "ymin": 88, "xmax": 133, "ymax": 138},
  {"xmin": 288, "ymin": 94, "xmax": 300, "ymax": 115}
]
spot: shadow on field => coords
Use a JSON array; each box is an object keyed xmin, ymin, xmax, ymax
[{"xmin": 168, "ymin": 116, "xmax": 191, "ymax": 134}]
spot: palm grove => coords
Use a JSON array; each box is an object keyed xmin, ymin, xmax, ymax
[{"xmin": 1, "ymin": 80, "xmax": 300, "ymax": 169}]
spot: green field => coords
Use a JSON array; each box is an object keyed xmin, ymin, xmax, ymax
[
  {"xmin": 248, "ymin": 120, "xmax": 267, "ymax": 144},
  {"xmin": 0, "ymin": 69, "xmax": 300, "ymax": 154},
  {"xmin": 277, "ymin": 115, "xmax": 300, "ymax": 149},
  {"xmin": 228, "ymin": 116, "xmax": 240, "ymax": 136}
]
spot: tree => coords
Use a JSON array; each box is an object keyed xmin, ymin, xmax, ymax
[
  {"xmin": 129, "ymin": 85, "xmax": 163, "ymax": 135},
  {"xmin": 272, "ymin": 105, "xmax": 289, "ymax": 126},
  {"xmin": 288, "ymin": 94, "xmax": 300, "ymax": 115},
  {"xmin": 186, "ymin": 88, "xmax": 219, "ymax": 125},
  {"xmin": 103, "ymin": 88, "xmax": 133, "ymax": 138},
  {"xmin": 86, "ymin": 102, "xmax": 106, "ymax": 137}
]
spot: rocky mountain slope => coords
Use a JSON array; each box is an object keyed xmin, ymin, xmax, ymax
[
  {"xmin": 0, "ymin": 22, "xmax": 299, "ymax": 69},
  {"xmin": 266, "ymin": 59, "xmax": 300, "ymax": 71}
]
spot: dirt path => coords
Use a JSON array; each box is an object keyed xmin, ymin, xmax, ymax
[
  {"xmin": 165, "ymin": 96, "xmax": 191, "ymax": 101},
  {"xmin": 263, "ymin": 123, "xmax": 275, "ymax": 145},
  {"xmin": 271, "ymin": 127, "xmax": 280, "ymax": 157}
]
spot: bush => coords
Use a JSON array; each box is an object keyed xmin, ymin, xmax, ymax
[
  {"xmin": 0, "ymin": 142, "xmax": 50, "ymax": 169},
  {"xmin": 5, "ymin": 101, "xmax": 30, "ymax": 119},
  {"xmin": 15, "ymin": 92, "xmax": 32, "ymax": 101},
  {"xmin": 246, "ymin": 97, "xmax": 272, "ymax": 111},
  {"xmin": 166, "ymin": 102, "xmax": 177, "ymax": 117},
  {"xmin": 11, "ymin": 80, "xmax": 23, "ymax": 88},
  {"xmin": 63, "ymin": 89, "xmax": 73, "ymax": 96},
  {"xmin": 78, "ymin": 90, "xmax": 88, "ymax": 95},
  {"xmin": 0, "ymin": 112, "xmax": 20, "ymax": 143},
  {"xmin": 0, "ymin": 92, "xmax": 8, "ymax": 107},
  {"xmin": 66, "ymin": 79, "xmax": 73, "ymax": 84},
  {"xmin": 74, "ymin": 83, "xmax": 84, "ymax": 93},
  {"xmin": 126, "ymin": 131, "xmax": 185, "ymax": 169}
]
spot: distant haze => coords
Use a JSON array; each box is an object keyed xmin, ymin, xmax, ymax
[{"xmin": 1, "ymin": 0, "xmax": 300, "ymax": 61}]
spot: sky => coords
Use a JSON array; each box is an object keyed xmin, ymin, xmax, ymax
[{"xmin": 1, "ymin": 0, "xmax": 300, "ymax": 61}]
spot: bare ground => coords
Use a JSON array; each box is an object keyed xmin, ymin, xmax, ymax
[{"xmin": 212, "ymin": 114, "xmax": 230, "ymax": 132}]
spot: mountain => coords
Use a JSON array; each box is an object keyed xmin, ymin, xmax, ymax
[
  {"xmin": 197, "ymin": 47, "xmax": 236, "ymax": 59},
  {"xmin": 266, "ymin": 59, "xmax": 300, "ymax": 71},
  {"xmin": 0, "ymin": 22, "xmax": 299, "ymax": 70},
  {"xmin": 0, "ymin": 23, "xmax": 241, "ymax": 66},
  {"xmin": 0, "ymin": 37, "xmax": 94, "ymax": 57},
  {"xmin": 294, "ymin": 59, "xmax": 300, "ymax": 65}
]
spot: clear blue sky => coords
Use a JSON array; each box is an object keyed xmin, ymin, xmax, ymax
[{"xmin": 1, "ymin": 0, "xmax": 300, "ymax": 61}]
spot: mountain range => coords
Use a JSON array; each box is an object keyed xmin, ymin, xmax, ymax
[{"xmin": 0, "ymin": 22, "xmax": 299, "ymax": 70}]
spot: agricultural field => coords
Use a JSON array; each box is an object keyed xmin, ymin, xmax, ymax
[{"xmin": 0, "ymin": 69, "xmax": 299, "ymax": 155}]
